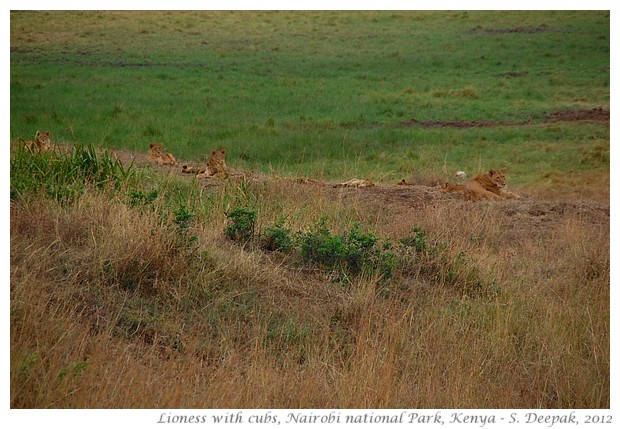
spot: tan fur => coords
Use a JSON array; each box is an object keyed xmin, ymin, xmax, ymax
[
  {"xmin": 148, "ymin": 143, "xmax": 177, "ymax": 165},
  {"xmin": 196, "ymin": 149, "xmax": 228, "ymax": 179},
  {"xmin": 440, "ymin": 182, "xmax": 465, "ymax": 194},
  {"xmin": 334, "ymin": 179, "xmax": 374, "ymax": 188},
  {"xmin": 463, "ymin": 167, "xmax": 520, "ymax": 201},
  {"xmin": 181, "ymin": 164, "xmax": 206, "ymax": 174},
  {"xmin": 296, "ymin": 177, "xmax": 321, "ymax": 185},
  {"xmin": 25, "ymin": 131, "xmax": 51, "ymax": 153}
]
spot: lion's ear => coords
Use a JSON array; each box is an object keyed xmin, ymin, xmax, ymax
[
  {"xmin": 500, "ymin": 167, "xmax": 507, "ymax": 174},
  {"xmin": 150, "ymin": 143, "xmax": 155, "ymax": 148},
  {"xmin": 221, "ymin": 149, "xmax": 226, "ymax": 155},
  {"xmin": 212, "ymin": 150, "xmax": 216, "ymax": 155}
]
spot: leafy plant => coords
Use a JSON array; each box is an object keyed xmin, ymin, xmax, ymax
[
  {"xmin": 174, "ymin": 203, "xmax": 195, "ymax": 232},
  {"xmin": 297, "ymin": 217, "xmax": 392, "ymax": 278},
  {"xmin": 400, "ymin": 226, "xmax": 428, "ymax": 252},
  {"xmin": 262, "ymin": 217, "xmax": 293, "ymax": 252},
  {"xmin": 129, "ymin": 189, "xmax": 159, "ymax": 207},
  {"xmin": 225, "ymin": 207, "xmax": 257, "ymax": 242}
]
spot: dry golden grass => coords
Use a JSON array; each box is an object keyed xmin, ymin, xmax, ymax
[{"xmin": 10, "ymin": 177, "xmax": 609, "ymax": 409}]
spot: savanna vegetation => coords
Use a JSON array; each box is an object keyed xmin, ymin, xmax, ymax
[{"xmin": 10, "ymin": 11, "xmax": 609, "ymax": 408}]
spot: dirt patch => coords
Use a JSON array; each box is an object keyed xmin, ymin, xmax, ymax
[
  {"xmin": 468, "ymin": 27, "xmax": 554, "ymax": 35},
  {"xmin": 399, "ymin": 107, "xmax": 609, "ymax": 129},
  {"xmin": 399, "ymin": 118, "xmax": 530, "ymax": 129},
  {"xmin": 325, "ymin": 181, "xmax": 609, "ymax": 241},
  {"xmin": 544, "ymin": 108, "xmax": 610, "ymax": 124},
  {"xmin": 498, "ymin": 71, "xmax": 529, "ymax": 78}
]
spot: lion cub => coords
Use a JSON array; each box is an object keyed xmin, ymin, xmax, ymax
[
  {"xmin": 196, "ymin": 149, "xmax": 229, "ymax": 179},
  {"xmin": 148, "ymin": 143, "xmax": 177, "ymax": 165},
  {"xmin": 181, "ymin": 164, "xmax": 206, "ymax": 175},
  {"xmin": 25, "ymin": 131, "xmax": 52, "ymax": 153},
  {"xmin": 463, "ymin": 168, "xmax": 520, "ymax": 201}
]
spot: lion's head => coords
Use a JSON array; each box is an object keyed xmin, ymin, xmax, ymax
[
  {"xmin": 486, "ymin": 168, "xmax": 506, "ymax": 189},
  {"xmin": 35, "ymin": 131, "xmax": 51, "ymax": 150}
]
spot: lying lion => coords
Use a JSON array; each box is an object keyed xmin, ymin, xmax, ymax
[
  {"xmin": 196, "ymin": 149, "xmax": 229, "ymax": 179},
  {"xmin": 181, "ymin": 164, "xmax": 206, "ymax": 175},
  {"xmin": 463, "ymin": 168, "xmax": 520, "ymax": 201},
  {"xmin": 25, "ymin": 131, "xmax": 52, "ymax": 153},
  {"xmin": 148, "ymin": 143, "xmax": 177, "ymax": 165},
  {"xmin": 334, "ymin": 179, "xmax": 374, "ymax": 188}
]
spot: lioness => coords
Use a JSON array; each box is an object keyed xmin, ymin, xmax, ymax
[
  {"xmin": 463, "ymin": 167, "xmax": 520, "ymax": 201},
  {"xmin": 148, "ymin": 143, "xmax": 177, "ymax": 165},
  {"xmin": 25, "ymin": 131, "xmax": 52, "ymax": 153},
  {"xmin": 196, "ymin": 149, "xmax": 229, "ymax": 179}
]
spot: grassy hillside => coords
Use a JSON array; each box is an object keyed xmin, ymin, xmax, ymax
[
  {"xmin": 10, "ymin": 146, "xmax": 610, "ymax": 408},
  {"xmin": 10, "ymin": 11, "xmax": 609, "ymax": 409}
]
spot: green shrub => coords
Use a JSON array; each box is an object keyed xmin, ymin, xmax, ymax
[
  {"xmin": 400, "ymin": 226, "xmax": 428, "ymax": 252},
  {"xmin": 262, "ymin": 217, "xmax": 293, "ymax": 252},
  {"xmin": 297, "ymin": 217, "xmax": 392, "ymax": 278},
  {"xmin": 174, "ymin": 203, "xmax": 195, "ymax": 232},
  {"xmin": 225, "ymin": 207, "xmax": 257, "ymax": 242},
  {"xmin": 129, "ymin": 189, "xmax": 159, "ymax": 207}
]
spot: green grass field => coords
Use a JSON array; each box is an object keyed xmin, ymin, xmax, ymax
[
  {"xmin": 11, "ymin": 11, "xmax": 609, "ymax": 183},
  {"xmin": 10, "ymin": 11, "xmax": 610, "ymax": 409}
]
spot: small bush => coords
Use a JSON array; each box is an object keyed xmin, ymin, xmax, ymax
[
  {"xmin": 174, "ymin": 203, "xmax": 195, "ymax": 232},
  {"xmin": 225, "ymin": 207, "xmax": 257, "ymax": 242},
  {"xmin": 262, "ymin": 217, "xmax": 293, "ymax": 252},
  {"xmin": 400, "ymin": 226, "xmax": 428, "ymax": 252},
  {"xmin": 297, "ymin": 218, "xmax": 393, "ymax": 278},
  {"xmin": 129, "ymin": 189, "xmax": 159, "ymax": 207}
]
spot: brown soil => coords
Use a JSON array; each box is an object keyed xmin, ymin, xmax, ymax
[
  {"xmin": 399, "ymin": 118, "xmax": 530, "ymax": 129},
  {"xmin": 399, "ymin": 108, "xmax": 609, "ymax": 129},
  {"xmin": 544, "ymin": 107, "xmax": 610, "ymax": 124},
  {"xmin": 468, "ymin": 27, "xmax": 555, "ymax": 35}
]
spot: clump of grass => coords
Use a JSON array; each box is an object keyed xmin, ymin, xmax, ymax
[
  {"xmin": 173, "ymin": 202, "xmax": 195, "ymax": 232},
  {"xmin": 10, "ymin": 143, "xmax": 134, "ymax": 203},
  {"xmin": 399, "ymin": 226, "xmax": 496, "ymax": 297},
  {"xmin": 431, "ymin": 86, "xmax": 479, "ymax": 99}
]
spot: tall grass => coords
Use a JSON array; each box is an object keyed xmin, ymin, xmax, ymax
[
  {"xmin": 10, "ymin": 172, "xmax": 609, "ymax": 408},
  {"xmin": 10, "ymin": 143, "xmax": 134, "ymax": 203}
]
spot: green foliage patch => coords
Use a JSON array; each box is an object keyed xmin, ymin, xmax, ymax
[{"xmin": 10, "ymin": 144, "xmax": 134, "ymax": 203}]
